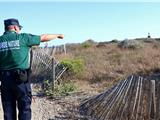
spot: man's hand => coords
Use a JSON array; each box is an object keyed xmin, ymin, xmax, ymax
[
  {"xmin": 41, "ymin": 34, "xmax": 64, "ymax": 42},
  {"xmin": 57, "ymin": 34, "xmax": 64, "ymax": 39}
]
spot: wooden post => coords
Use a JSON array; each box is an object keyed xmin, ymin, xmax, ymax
[
  {"xmin": 52, "ymin": 58, "xmax": 55, "ymax": 93},
  {"xmin": 156, "ymin": 80, "xmax": 160, "ymax": 120},
  {"xmin": 150, "ymin": 80, "xmax": 156, "ymax": 119},
  {"xmin": 64, "ymin": 44, "xmax": 66, "ymax": 55}
]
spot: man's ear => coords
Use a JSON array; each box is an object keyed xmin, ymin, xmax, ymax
[
  {"xmin": 14, "ymin": 26, "xmax": 20, "ymax": 33},
  {"xmin": 14, "ymin": 26, "xmax": 18, "ymax": 31}
]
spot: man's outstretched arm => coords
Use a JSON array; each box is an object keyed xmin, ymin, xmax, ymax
[{"xmin": 40, "ymin": 34, "xmax": 64, "ymax": 42}]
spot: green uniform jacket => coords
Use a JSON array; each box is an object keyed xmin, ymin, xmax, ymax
[{"xmin": 0, "ymin": 31, "xmax": 40, "ymax": 70}]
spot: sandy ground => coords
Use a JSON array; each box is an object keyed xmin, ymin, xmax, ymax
[
  {"xmin": 0, "ymin": 81, "xmax": 97, "ymax": 120},
  {"xmin": 0, "ymin": 92, "xmax": 91, "ymax": 120}
]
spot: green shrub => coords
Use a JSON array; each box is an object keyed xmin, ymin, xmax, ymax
[
  {"xmin": 110, "ymin": 39, "xmax": 119, "ymax": 43},
  {"xmin": 43, "ymin": 80, "xmax": 77, "ymax": 97},
  {"xmin": 81, "ymin": 39, "xmax": 95, "ymax": 48},
  {"xmin": 43, "ymin": 80, "xmax": 53, "ymax": 96},
  {"xmin": 81, "ymin": 43, "xmax": 92, "ymax": 48},
  {"xmin": 60, "ymin": 58, "xmax": 85, "ymax": 77},
  {"xmin": 54, "ymin": 81, "xmax": 77, "ymax": 96}
]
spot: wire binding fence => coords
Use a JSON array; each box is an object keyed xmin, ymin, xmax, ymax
[
  {"xmin": 30, "ymin": 47, "xmax": 67, "ymax": 92},
  {"xmin": 80, "ymin": 75, "xmax": 160, "ymax": 120}
]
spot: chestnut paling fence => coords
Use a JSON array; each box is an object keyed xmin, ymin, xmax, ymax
[
  {"xmin": 80, "ymin": 75, "xmax": 160, "ymax": 120},
  {"xmin": 30, "ymin": 47, "xmax": 67, "ymax": 91}
]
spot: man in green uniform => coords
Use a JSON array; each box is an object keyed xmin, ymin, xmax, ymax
[{"xmin": 0, "ymin": 18, "xmax": 64, "ymax": 120}]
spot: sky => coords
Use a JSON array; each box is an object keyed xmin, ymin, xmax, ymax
[{"xmin": 0, "ymin": 1, "xmax": 160, "ymax": 46}]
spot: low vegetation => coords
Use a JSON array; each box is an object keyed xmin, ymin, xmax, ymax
[
  {"xmin": 60, "ymin": 58, "xmax": 85, "ymax": 78},
  {"xmin": 118, "ymin": 39, "xmax": 143, "ymax": 49},
  {"xmin": 40, "ymin": 38, "xmax": 160, "ymax": 97},
  {"xmin": 55, "ymin": 38, "xmax": 160, "ymax": 93},
  {"xmin": 43, "ymin": 80, "xmax": 77, "ymax": 97}
]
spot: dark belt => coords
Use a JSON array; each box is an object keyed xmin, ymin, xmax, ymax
[
  {"xmin": 0, "ymin": 69, "xmax": 29, "ymax": 83},
  {"xmin": 0, "ymin": 69, "xmax": 27, "ymax": 75}
]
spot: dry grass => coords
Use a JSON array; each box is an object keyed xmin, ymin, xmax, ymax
[{"xmin": 55, "ymin": 39, "xmax": 160, "ymax": 93}]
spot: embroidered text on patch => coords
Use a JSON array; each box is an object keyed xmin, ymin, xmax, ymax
[{"xmin": 0, "ymin": 40, "xmax": 20, "ymax": 51}]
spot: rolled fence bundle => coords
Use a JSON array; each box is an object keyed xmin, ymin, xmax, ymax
[{"xmin": 80, "ymin": 75, "xmax": 160, "ymax": 120}]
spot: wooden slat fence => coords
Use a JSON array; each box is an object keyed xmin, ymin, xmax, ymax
[
  {"xmin": 80, "ymin": 75, "xmax": 160, "ymax": 120},
  {"xmin": 30, "ymin": 47, "xmax": 67, "ymax": 84}
]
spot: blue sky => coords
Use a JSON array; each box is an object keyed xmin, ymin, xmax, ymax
[{"xmin": 0, "ymin": 1, "xmax": 160, "ymax": 46}]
